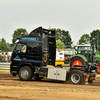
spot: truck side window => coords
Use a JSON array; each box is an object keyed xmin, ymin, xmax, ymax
[
  {"xmin": 27, "ymin": 43, "xmax": 39, "ymax": 54},
  {"xmin": 16, "ymin": 43, "xmax": 27, "ymax": 53}
]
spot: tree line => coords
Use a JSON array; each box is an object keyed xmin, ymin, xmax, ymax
[
  {"xmin": 0, "ymin": 28, "xmax": 100, "ymax": 52},
  {"xmin": 78, "ymin": 29, "xmax": 100, "ymax": 53}
]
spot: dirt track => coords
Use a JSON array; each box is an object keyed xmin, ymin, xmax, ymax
[{"xmin": 0, "ymin": 70, "xmax": 100, "ymax": 100}]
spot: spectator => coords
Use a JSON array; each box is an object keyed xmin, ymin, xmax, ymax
[
  {"xmin": 3, "ymin": 54, "xmax": 7, "ymax": 62},
  {"xmin": 0, "ymin": 53, "xmax": 4, "ymax": 61},
  {"xmin": 64, "ymin": 56, "xmax": 69, "ymax": 64},
  {"xmin": 1, "ymin": 53, "xmax": 3, "ymax": 57},
  {"xmin": 8, "ymin": 55, "xmax": 11, "ymax": 62},
  {"xmin": 68, "ymin": 56, "xmax": 71, "ymax": 64}
]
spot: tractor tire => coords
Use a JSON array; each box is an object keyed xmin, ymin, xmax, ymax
[
  {"xmin": 97, "ymin": 63, "xmax": 100, "ymax": 74},
  {"xmin": 70, "ymin": 56, "xmax": 86, "ymax": 67},
  {"xmin": 18, "ymin": 66, "xmax": 33, "ymax": 81},
  {"xmin": 69, "ymin": 70, "xmax": 84, "ymax": 84}
]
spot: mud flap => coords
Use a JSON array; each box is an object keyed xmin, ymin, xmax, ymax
[
  {"xmin": 89, "ymin": 77, "xmax": 96, "ymax": 83},
  {"xmin": 83, "ymin": 72, "xmax": 97, "ymax": 84},
  {"xmin": 83, "ymin": 73, "xmax": 90, "ymax": 85}
]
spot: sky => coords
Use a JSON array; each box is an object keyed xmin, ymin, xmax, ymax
[{"xmin": 0, "ymin": 0, "xmax": 100, "ymax": 45}]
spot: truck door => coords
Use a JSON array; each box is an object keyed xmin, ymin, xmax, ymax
[{"xmin": 26, "ymin": 42, "xmax": 42, "ymax": 65}]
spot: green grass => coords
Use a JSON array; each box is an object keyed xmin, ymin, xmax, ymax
[{"xmin": 0, "ymin": 69, "xmax": 10, "ymax": 70}]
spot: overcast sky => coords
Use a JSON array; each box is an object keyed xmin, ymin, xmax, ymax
[{"xmin": 0, "ymin": 0, "xmax": 100, "ymax": 45}]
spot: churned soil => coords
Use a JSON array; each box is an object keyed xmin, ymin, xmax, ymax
[{"xmin": 0, "ymin": 70, "xmax": 100, "ymax": 100}]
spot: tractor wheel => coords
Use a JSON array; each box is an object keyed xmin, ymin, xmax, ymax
[
  {"xmin": 97, "ymin": 63, "xmax": 100, "ymax": 74},
  {"xmin": 69, "ymin": 70, "xmax": 84, "ymax": 84},
  {"xmin": 70, "ymin": 57, "xmax": 86, "ymax": 67},
  {"xmin": 18, "ymin": 66, "xmax": 33, "ymax": 81}
]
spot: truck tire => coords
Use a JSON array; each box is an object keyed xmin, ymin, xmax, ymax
[
  {"xmin": 69, "ymin": 70, "xmax": 83, "ymax": 84},
  {"xmin": 70, "ymin": 57, "xmax": 86, "ymax": 67},
  {"xmin": 18, "ymin": 66, "xmax": 33, "ymax": 81},
  {"xmin": 97, "ymin": 63, "xmax": 100, "ymax": 74}
]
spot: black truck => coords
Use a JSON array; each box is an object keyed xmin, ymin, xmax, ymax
[{"xmin": 10, "ymin": 27, "xmax": 98, "ymax": 84}]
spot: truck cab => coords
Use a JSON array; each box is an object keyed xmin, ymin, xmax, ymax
[{"xmin": 10, "ymin": 27, "xmax": 56, "ymax": 76}]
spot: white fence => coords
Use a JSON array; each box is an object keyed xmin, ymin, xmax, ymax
[{"xmin": 0, "ymin": 62, "xmax": 10, "ymax": 69}]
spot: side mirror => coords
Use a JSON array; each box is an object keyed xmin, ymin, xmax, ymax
[{"xmin": 74, "ymin": 46, "xmax": 77, "ymax": 50}]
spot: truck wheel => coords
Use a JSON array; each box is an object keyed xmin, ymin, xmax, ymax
[
  {"xmin": 69, "ymin": 70, "xmax": 83, "ymax": 84},
  {"xmin": 97, "ymin": 63, "xmax": 100, "ymax": 74},
  {"xmin": 70, "ymin": 57, "xmax": 85, "ymax": 67},
  {"xmin": 18, "ymin": 66, "xmax": 33, "ymax": 81}
]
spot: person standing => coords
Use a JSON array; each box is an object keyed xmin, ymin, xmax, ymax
[{"xmin": 68, "ymin": 56, "xmax": 71, "ymax": 64}]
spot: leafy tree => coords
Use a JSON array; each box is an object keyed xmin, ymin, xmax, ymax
[
  {"xmin": 56, "ymin": 39, "xmax": 64, "ymax": 49},
  {"xmin": 0, "ymin": 38, "xmax": 10, "ymax": 51},
  {"xmin": 12, "ymin": 28, "xmax": 27, "ymax": 46},
  {"xmin": 90, "ymin": 29, "xmax": 100, "ymax": 53},
  {"xmin": 78, "ymin": 34, "xmax": 90, "ymax": 45},
  {"xmin": 51, "ymin": 28, "xmax": 73, "ymax": 48},
  {"xmin": 60, "ymin": 30, "xmax": 72, "ymax": 48}
]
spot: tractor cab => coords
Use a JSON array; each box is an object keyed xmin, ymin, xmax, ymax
[{"xmin": 74, "ymin": 44, "xmax": 96, "ymax": 62}]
